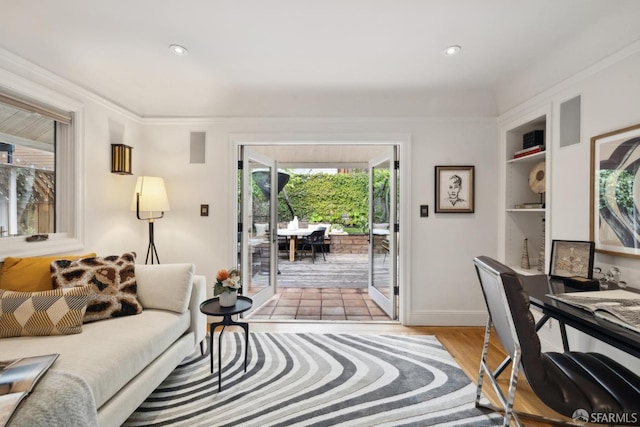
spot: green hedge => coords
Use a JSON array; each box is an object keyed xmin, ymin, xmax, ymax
[{"xmin": 251, "ymin": 169, "xmax": 390, "ymax": 232}]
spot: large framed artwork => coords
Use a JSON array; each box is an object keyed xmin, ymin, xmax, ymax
[
  {"xmin": 435, "ymin": 166, "xmax": 474, "ymax": 213},
  {"xmin": 590, "ymin": 123, "xmax": 640, "ymax": 257}
]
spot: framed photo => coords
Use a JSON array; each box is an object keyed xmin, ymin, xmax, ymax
[
  {"xmin": 590, "ymin": 123, "xmax": 640, "ymax": 257},
  {"xmin": 549, "ymin": 240, "xmax": 595, "ymax": 278},
  {"xmin": 435, "ymin": 166, "xmax": 474, "ymax": 213}
]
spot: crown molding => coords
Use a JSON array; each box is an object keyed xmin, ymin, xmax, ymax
[
  {"xmin": 0, "ymin": 47, "xmax": 141, "ymax": 123},
  {"xmin": 498, "ymin": 38, "xmax": 640, "ymax": 123},
  {"xmin": 141, "ymin": 115, "xmax": 497, "ymax": 126}
]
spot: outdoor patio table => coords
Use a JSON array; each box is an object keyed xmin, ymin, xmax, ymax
[{"xmin": 277, "ymin": 228, "xmax": 313, "ymax": 261}]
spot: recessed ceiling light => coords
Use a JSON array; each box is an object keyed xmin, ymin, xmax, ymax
[
  {"xmin": 169, "ymin": 44, "xmax": 189, "ymax": 56},
  {"xmin": 442, "ymin": 45, "xmax": 461, "ymax": 56}
]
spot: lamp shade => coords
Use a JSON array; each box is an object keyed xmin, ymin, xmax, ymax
[{"xmin": 131, "ymin": 176, "xmax": 170, "ymax": 213}]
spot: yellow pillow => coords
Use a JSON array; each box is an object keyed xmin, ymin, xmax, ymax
[{"xmin": 0, "ymin": 253, "xmax": 96, "ymax": 292}]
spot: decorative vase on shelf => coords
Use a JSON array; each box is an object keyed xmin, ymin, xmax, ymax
[
  {"xmin": 218, "ymin": 290, "xmax": 238, "ymax": 307},
  {"xmin": 521, "ymin": 238, "xmax": 531, "ymax": 270}
]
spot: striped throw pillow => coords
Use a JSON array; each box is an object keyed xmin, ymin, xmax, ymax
[{"xmin": 0, "ymin": 286, "xmax": 90, "ymax": 338}]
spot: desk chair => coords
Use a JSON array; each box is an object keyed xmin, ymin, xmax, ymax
[
  {"xmin": 473, "ymin": 256, "xmax": 640, "ymax": 426},
  {"xmin": 300, "ymin": 228, "xmax": 326, "ymax": 263}
]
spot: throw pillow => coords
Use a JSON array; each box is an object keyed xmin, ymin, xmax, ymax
[
  {"xmin": 0, "ymin": 286, "xmax": 90, "ymax": 338},
  {"xmin": 51, "ymin": 252, "xmax": 142, "ymax": 323},
  {"xmin": 0, "ymin": 253, "xmax": 97, "ymax": 292},
  {"xmin": 136, "ymin": 263, "xmax": 195, "ymax": 313}
]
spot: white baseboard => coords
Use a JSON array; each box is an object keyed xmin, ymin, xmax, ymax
[{"xmin": 407, "ymin": 310, "xmax": 488, "ymax": 326}]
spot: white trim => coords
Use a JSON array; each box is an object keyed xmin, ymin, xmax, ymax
[
  {"xmin": 498, "ymin": 39, "xmax": 640, "ymax": 121},
  {"xmin": 0, "ymin": 47, "xmax": 141, "ymax": 123},
  {"xmin": 230, "ymin": 132, "xmax": 412, "ymax": 325},
  {"xmin": 0, "ymin": 73, "xmax": 86, "ymax": 261},
  {"xmin": 142, "ymin": 116, "xmax": 496, "ymax": 126},
  {"xmin": 230, "ymin": 132, "xmax": 411, "ymax": 145},
  {"xmin": 0, "ymin": 68, "xmax": 82, "ymax": 113},
  {"xmin": 408, "ymin": 309, "xmax": 488, "ymax": 327}
]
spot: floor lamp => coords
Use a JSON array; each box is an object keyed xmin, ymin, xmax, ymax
[{"xmin": 132, "ymin": 176, "xmax": 170, "ymax": 264}]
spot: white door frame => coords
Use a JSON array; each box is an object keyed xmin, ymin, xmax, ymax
[{"xmin": 232, "ymin": 133, "xmax": 411, "ymax": 325}]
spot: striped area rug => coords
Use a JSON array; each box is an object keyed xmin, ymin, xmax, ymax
[{"xmin": 124, "ymin": 333, "xmax": 501, "ymax": 426}]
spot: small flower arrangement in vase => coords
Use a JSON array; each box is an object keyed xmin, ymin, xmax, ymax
[{"xmin": 214, "ymin": 268, "xmax": 241, "ymax": 307}]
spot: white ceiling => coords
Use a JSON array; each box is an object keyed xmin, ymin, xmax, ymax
[{"xmin": 1, "ymin": 0, "xmax": 640, "ymax": 118}]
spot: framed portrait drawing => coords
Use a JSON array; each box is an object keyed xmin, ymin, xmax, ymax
[
  {"xmin": 590, "ymin": 123, "xmax": 640, "ymax": 257},
  {"xmin": 548, "ymin": 240, "xmax": 595, "ymax": 278},
  {"xmin": 435, "ymin": 166, "xmax": 474, "ymax": 213}
]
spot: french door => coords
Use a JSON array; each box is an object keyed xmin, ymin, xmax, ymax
[
  {"xmin": 368, "ymin": 149, "xmax": 398, "ymax": 319},
  {"xmin": 239, "ymin": 148, "xmax": 278, "ymax": 310}
]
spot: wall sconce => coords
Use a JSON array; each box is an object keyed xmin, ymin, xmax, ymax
[{"xmin": 111, "ymin": 144, "xmax": 132, "ymax": 175}]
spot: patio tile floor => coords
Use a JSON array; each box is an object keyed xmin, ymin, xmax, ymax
[{"xmin": 247, "ymin": 287, "xmax": 392, "ymax": 321}]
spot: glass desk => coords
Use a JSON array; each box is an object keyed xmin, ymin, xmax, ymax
[{"xmin": 523, "ymin": 277, "xmax": 640, "ymax": 358}]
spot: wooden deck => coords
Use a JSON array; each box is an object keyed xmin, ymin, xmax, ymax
[{"xmin": 276, "ymin": 252, "xmax": 368, "ymax": 288}]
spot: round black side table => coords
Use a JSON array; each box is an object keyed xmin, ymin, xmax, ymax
[{"xmin": 199, "ymin": 295, "xmax": 253, "ymax": 392}]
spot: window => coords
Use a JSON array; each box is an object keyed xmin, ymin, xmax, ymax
[
  {"xmin": 0, "ymin": 90, "xmax": 82, "ymax": 259},
  {"xmin": 0, "ymin": 102, "xmax": 57, "ymax": 237}
]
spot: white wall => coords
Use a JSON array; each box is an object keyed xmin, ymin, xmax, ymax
[
  {"xmin": 498, "ymin": 41, "xmax": 640, "ymax": 371},
  {"xmin": 82, "ymin": 101, "xmax": 145, "ymax": 255},
  {"xmin": 139, "ymin": 118, "xmax": 498, "ymax": 325},
  {"xmin": 0, "ymin": 47, "xmax": 500, "ymax": 326}
]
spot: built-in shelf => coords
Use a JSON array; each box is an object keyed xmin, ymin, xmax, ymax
[
  {"xmin": 506, "ymin": 151, "xmax": 546, "ymax": 164},
  {"xmin": 500, "ymin": 107, "xmax": 550, "ymax": 273}
]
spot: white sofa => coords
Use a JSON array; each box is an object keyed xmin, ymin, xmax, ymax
[{"xmin": 0, "ymin": 263, "xmax": 207, "ymax": 427}]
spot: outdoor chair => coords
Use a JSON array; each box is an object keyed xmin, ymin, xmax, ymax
[
  {"xmin": 473, "ymin": 255, "xmax": 640, "ymax": 426},
  {"xmin": 299, "ymin": 228, "xmax": 326, "ymax": 263},
  {"xmin": 277, "ymin": 235, "xmax": 289, "ymax": 258}
]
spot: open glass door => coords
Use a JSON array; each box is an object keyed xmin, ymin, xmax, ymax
[
  {"xmin": 368, "ymin": 149, "xmax": 398, "ymax": 319},
  {"xmin": 240, "ymin": 148, "xmax": 277, "ymax": 310}
]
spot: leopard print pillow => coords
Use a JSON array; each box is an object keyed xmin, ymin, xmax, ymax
[{"xmin": 51, "ymin": 252, "xmax": 142, "ymax": 323}]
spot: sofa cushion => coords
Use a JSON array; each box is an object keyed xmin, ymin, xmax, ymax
[
  {"xmin": 51, "ymin": 252, "xmax": 142, "ymax": 323},
  {"xmin": 0, "ymin": 253, "xmax": 96, "ymax": 292},
  {"xmin": 0, "ymin": 309, "xmax": 190, "ymax": 409},
  {"xmin": 0, "ymin": 286, "xmax": 90, "ymax": 337},
  {"xmin": 136, "ymin": 263, "xmax": 195, "ymax": 313}
]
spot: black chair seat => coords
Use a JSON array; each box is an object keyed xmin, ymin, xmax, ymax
[
  {"xmin": 299, "ymin": 228, "xmax": 326, "ymax": 263},
  {"xmin": 540, "ymin": 352, "xmax": 640, "ymax": 415}
]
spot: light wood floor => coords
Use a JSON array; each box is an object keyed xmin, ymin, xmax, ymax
[{"xmin": 242, "ymin": 321, "xmax": 573, "ymax": 426}]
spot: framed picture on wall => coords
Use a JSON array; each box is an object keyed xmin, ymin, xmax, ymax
[
  {"xmin": 435, "ymin": 166, "xmax": 475, "ymax": 213},
  {"xmin": 590, "ymin": 123, "xmax": 640, "ymax": 257},
  {"xmin": 548, "ymin": 240, "xmax": 595, "ymax": 278}
]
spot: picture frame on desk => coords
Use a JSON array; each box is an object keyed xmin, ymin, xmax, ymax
[
  {"xmin": 590, "ymin": 123, "xmax": 640, "ymax": 258},
  {"xmin": 549, "ymin": 239, "xmax": 595, "ymax": 279},
  {"xmin": 434, "ymin": 165, "xmax": 474, "ymax": 213}
]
